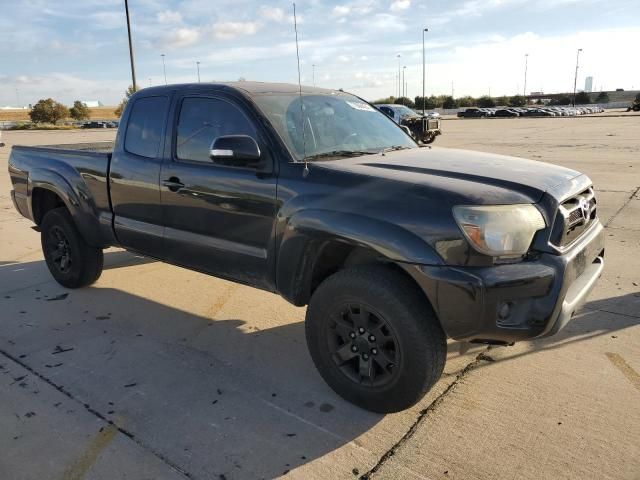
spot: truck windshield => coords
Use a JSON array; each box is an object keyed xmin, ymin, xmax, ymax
[
  {"xmin": 390, "ymin": 105, "xmax": 418, "ymax": 118},
  {"xmin": 253, "ymin": 93, "xmax": 417, "ymax": 161}
]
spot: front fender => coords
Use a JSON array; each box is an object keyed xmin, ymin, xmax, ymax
[
  {"xmin": 28, "ymin": 168, "xmax": 106, "ymax": 247},
  {"xmin": 276, "ymin": 209, "xmax": 443, "ymax": 305}
]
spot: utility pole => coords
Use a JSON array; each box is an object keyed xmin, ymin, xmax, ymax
[
  {"xmin": 451, "ymin": 81, "xmax": 454, "ymax": 98},
  {"xmin": 196, "ymin": 61, "xmax": 201, "ymax": 82},
  {"xmin": 397, "ymin": 54, "xmax": 401, "ymax": 99},
  {"xmin": 124, "ymin": 0, "xmax": 137, "ymax": 92},
  {"xmin": 523, "ymin": 53, "xmax": 528, "ymax": 103},
  {"xmin": 161, "ymin": 53, "xmax": 167, "ymax": 85},
  {"xmin": 312, "ymin": 64, "xmax": 316, "ymax": 87},
  {"xmin": 402, "ymin": 65, "xmax": 406, "ymax": 104},
  {"xmin": 148, "ymin": 78, "xmax": 152, "ymax": 87},
  {"xmin": 422, "ymin": 27, "xmax": 428, "ymax": 115},
  {"xmin": 572, "ymin": 48, "xmax": 583, "ymax": 106}
]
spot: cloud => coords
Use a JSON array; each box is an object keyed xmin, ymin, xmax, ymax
[
  {"xmin": 260, "ymin": 6, "xmax": 285, "ymax": 22},
  {"xmin": 360, "ymin": 13, "xmax": 407, "ymax": 32},
  {"xmin": 332, "ymin": 5, "xmax": 351, "ymax": 17},
  {"xmin": 212, "ymin": 21, "xmax": 259, "ymax": 39},
  {"xmin": 157, "ymin": 10, "xmax": 182, "ymax": 24},
  {"xmin": 259, "ymin": 5, "xmax": 299, "ymax": 24},
  {"xmin": 167, "ymin": 27, "xmax": 200, "ymax": 48},
  {"xmin": 390, "ymin": 0, "xmax": 410, "ymax": 12}
]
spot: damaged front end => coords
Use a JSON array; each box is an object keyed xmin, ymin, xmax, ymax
[{"xmin": 400, "ymin": 115, "xmax": 442, "ymax": 144}]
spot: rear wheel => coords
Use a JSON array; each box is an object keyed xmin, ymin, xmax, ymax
[
  {"xmin": 305, "ymin": 265, "xmax": 446, "ymax": 413},
  {"xmin": 41, "ymin": 207, "xmax": 103, "ymax": 288}
]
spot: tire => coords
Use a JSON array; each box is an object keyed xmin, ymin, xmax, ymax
[
  {"xmin": 41, "ymin": 207, "xmax": 104, "ymax": 288},
  {"xmin": 422, "ymin": 133, "xmax": 436, "ymax": 144},
  {"xmin": 305, "ymin": 265, "xmax": 446, "ymax": 413}
]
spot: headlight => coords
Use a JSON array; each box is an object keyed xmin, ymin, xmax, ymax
[{"xmin": 453, "ymin": 204, "xmax": 545, "ymax": 257}]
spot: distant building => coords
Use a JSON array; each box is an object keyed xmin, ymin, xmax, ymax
[
  {"xmin": 81, "ymin": 100, "xmax": 103, "ymax": 108},
  {"xmin": 585, "ymin": 77, "xmax": 593, "ymax": 93},
  {"xmin": 530, "ymin": 91, "xmax": 544, "ymax": 96}
]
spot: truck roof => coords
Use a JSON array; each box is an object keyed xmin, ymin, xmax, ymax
[{"xmin": 138, "ymin": 81, "xmax": 341, "ymax": 98}]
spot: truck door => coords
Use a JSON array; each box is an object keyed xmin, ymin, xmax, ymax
[
  {"xmin": 109, "ymin": 94, "xmax": 170, "ymax": 258},
  {"xmin": 159, "ymin": 94, "xmax": 278, "ymax": 290}
]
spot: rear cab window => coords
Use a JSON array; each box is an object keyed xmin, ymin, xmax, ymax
[{"xmin": 124, "ymin": 96, "xmax": 168, "ymax": 158}]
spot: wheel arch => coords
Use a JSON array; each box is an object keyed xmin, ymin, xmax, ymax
[
  {"xmin": 276, "ymin": 209, "xmax": 443, "ymax": 308},
  {"xmin": 28, "ymin": 169, "xmax": 106, "ymax": 247}
]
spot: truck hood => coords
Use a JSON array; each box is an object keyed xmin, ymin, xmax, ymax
[{"xmin": 314, "ymin": 147, "xmax": 582, "ymax": 204}]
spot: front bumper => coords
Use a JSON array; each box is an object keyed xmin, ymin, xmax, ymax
[{"xmin": 407, "ymin": 220, "xmax": 605, "ymax": 343}]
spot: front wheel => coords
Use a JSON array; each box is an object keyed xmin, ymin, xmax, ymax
[
  {"xmin": 305, "ymin": 265, "xmax": 446, "ymax": 413},
  {"xmin": 422, "ymin": 133, "xmax": 436, "ymax": 144},
  {"xmin": 41, "ymin": 207, "xmax": 104, "ymax": 288}
]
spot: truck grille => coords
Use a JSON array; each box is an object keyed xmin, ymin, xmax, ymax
[
  {"xmin": 550, "ymin": 187, "xmax": 597, "ymax": 248},
  {"xmin": 424, "ymin": 118, "xmax": 440, "ymax": 130}
]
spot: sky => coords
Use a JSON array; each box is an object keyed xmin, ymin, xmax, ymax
[{"xmin": 1, "ymin": 0, "xmax": 639, "ymax": 106}]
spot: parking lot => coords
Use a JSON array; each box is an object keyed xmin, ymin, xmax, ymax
[{"xmin": 1, "ymin": 116, "xmax": 638, "ymax": 479}]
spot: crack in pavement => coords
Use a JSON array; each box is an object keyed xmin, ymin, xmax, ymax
[
  {"xmin": 583, "ymin": 305, "xmax": 640, "ymax": 320},
  {"xmin": 605, "ymin": 186, "xmax": 640, "ymax": 227},
  {"xmin": 0, "ymin": 348, "xmax": 193, "ymax": 480},
  {"xmin": 359, "ymin": 349, "xmax": 491, "ymax": 480}
]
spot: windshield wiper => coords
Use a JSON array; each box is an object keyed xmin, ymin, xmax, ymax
[
  {"xmin": 304, "ymin": 150, "xmax": 375, "ymax": 161},
  {"xmin": 379, "ymin": 145, "xmax": 411, "ymax": 154}
]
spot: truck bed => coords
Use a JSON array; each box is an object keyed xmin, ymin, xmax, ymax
[
  {"xmin": 20, "ymin": 141, "xmax": 114, "ymax": 154},
  {"xmin": 8, "ymin": 141, "xmax": 115, "ymax": 247}
]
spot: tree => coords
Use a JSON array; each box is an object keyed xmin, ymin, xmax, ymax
[
  {"xmin": 394, "ymin": 97, "xmax": 415, "ymax": 108},
  {"xmin": 595, "ymin": 91, "xmax": 609, "ymax": 103},
  {"xmin": 457, "ymin": 96, "xmax": 476, "ymax": 107},
  {"xmin": 550, "ymin": 95, "xmax": 571, "ymax": 106},
  {"xmin": 575, "ymin": 91, "xmax": 591, "ymax": 104},
  {"xmin": 442, "ymin": 96, "xmax": 457, "ymax": 109},
  {"xmin": 476, "ymin": 96, "xmax": 495, "ymax": 108},
  {"xmin": 495, "ymin": 96, "xmax": 510, "ymax": 107},
  {"xmin": 114, "ymin": 85, "xmax": 137, "ymax": 117},
  {"xmin": 372, "ymin": 96, "xmax": 396, "ymax": 104},
  {"xmin": 29, "ymin": 98, "xmax": 69, "ymax": 125},
  {"xmin": 69, "ymin": 100, "xmax": 91, "ymax": 121},
  {"xmin": 509, "ymin": 95, "xmax": 526, "ymax": 107}
]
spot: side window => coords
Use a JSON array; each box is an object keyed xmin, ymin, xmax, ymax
[
  {"xmin": 176, "ymin": 97, "xmax": 257, "ymax": 163},
  {"xmin": 124, "ymin": 96, "xmax": 168, "ymax": 158}
]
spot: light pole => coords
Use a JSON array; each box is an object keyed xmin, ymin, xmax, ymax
[
  {"xmin": 422, "ymin": 27, "xmax": 428, "ymax": 115},
  {"xmin": 148, "ymin": 77, "xmax": 152, "ymax": 87},
  {"xmin": 196, "ymin": 61, "xmax": 201, "ymax": 82},
  {"xmin": 124, "ymin": 0, "xmax": 137, "ymax": 92},
  {"xmin": 161, "ymin": 53, "xmax": 167, "ymax": 85},
  {"xmin": 312, "ymin": 64, "xmax": 316, "ymax": 87},
  {"xmin": 397, "ymin": 54, "xmax": 401, "ymax": 99},
  {"xmin": 402, "ymin": 66, "xmax": 406, "ymax": 104},
  {"xmin": 572, "ymin": 48, "xmax": 583, "ymax": 106},
  {"xmin": 523, "ymin": 53, "xmax": 528, "ymax": 104}
]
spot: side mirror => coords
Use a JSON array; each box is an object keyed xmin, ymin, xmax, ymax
[{"xmin": 209, "ymin": 135, "xmax": 261, "ymax": 165}]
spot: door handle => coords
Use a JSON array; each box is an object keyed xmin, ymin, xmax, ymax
[{"xmin": 163, "ymin": 177, "xmax": 185, "ymax": 192}]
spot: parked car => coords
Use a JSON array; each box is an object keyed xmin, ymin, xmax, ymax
[
  {"xmin": 375, "ymin": 104, "xmax": 442, "ymax": 144},
  {"xmin": 494, "ymin": 109, "xmax": 519, "ymax": 117},
  {"xmin": 457, "ymin": 108, "xmax": 485, "ymax": 118},
  {"xmin": 82, "ymin": 121, "xmax": 107, "ymax": 129},
  {"xmin": 8, "ymin": 82, "xmax": 604, "ymax": 413}
]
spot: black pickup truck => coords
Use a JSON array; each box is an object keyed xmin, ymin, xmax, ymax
[{"xmin": 8, "ymin": 82, "xmax": 604, "ymax": 412}]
